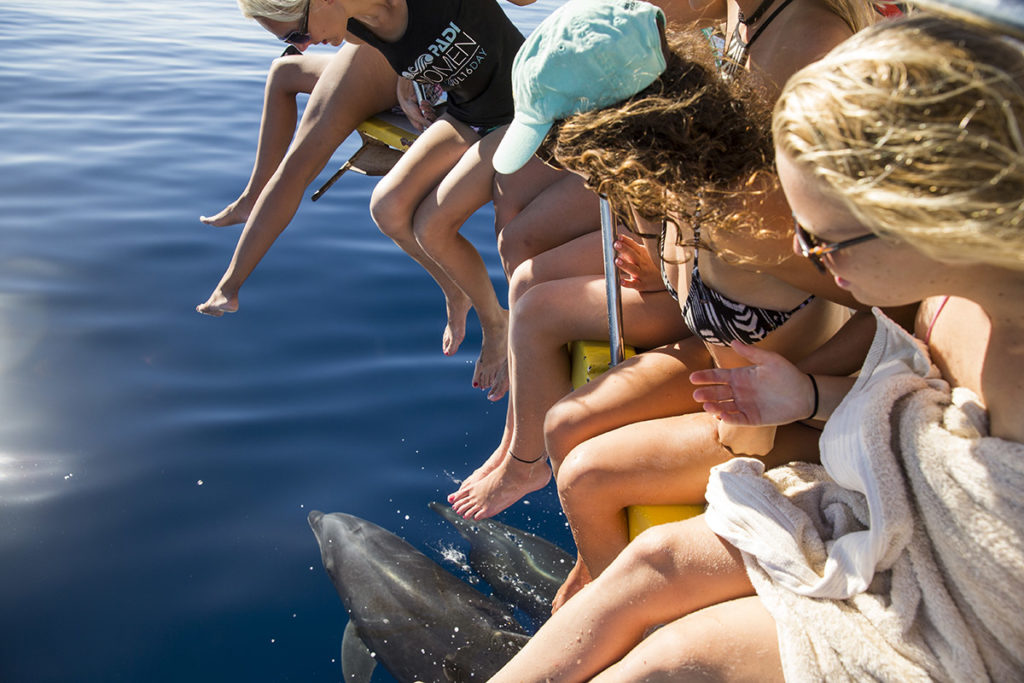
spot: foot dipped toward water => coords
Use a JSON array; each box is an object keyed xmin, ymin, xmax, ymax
[
  {"xmin": 473, "ymin": 309, "xmax": 509, "ymax": 402},
  {"xmin": 447, "ymin": 435, "xmax": 510, "ymax": 503},
  {"xmin": 442, "ymin": 292, "xmax": 472, "ymax": 357},
  {"xmin": 449, "ymin": 450, "xmax": 550, "ymax": 520},
  {"xmin": 551, "ymin": 556, "xmax": 592, "ymax": 614},
  {"xmin": 199, "ymin": 196, "xmax": 254, "ymax": 227},
  {"xmin": 196, "ymin": 288, "xmax": 239, "ymax": 317}
]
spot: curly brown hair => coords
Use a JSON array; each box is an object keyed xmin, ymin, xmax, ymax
[{"xmin": 538, "ymin": 26, "xmax": 775, "ymax": 254}]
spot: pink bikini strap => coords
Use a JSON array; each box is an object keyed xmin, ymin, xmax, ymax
[{"xmin": 924, "ymin": 295, "xmax": 951, "ymax": 345}]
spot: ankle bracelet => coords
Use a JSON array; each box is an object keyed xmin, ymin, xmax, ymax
[{"xmin": 510, "ymin": 451, "xmax": 544, "ymax": 464}]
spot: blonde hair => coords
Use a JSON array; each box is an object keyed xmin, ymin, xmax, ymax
[
  {"xmin": 236, "ymin": 0, "xmax": 307, "ymax": 22},
  {"xmin": 822, "ymin": 0, "xmax": 878, "ymax": 34},
  {"xmin": 775, "ymin": 15, "xmax": 1024, "ymax": 270}
]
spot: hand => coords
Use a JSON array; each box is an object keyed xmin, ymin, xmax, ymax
[
  {"xmin": 689, "ymin": 341, "xmax": 815, "ymax": 426},
  {"xmin": 717, "ymin": 422, "xmax": 777, "ymax": 456},
  {"xmin": 614, "ymin": 232, "xmax": 664, "ymax": 292},
  {"xmin": 397, "ymin": 78, "xmax": 437, "ymax": 132}
]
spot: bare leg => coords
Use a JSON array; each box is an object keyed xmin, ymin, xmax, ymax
[
  {"xmin": 412, "ymin": 126, "xmax": 510, "ymax": 400},
  {"xmin": 447, "ymin": 231, "xmax": 607, "ymax": 505},
  {"xmin": 545, "ymin": 340, "xmax": 710, "ymax": 611},
  {"xmin": 201, "ymin": 52, "xmax": 331, "ymax": 227},
  {"xmin": 493, "ymin": 159, "xmax": 600, "ymax": 277},
  {"xmin": 555, "ymin": 416, "xmax": 822, "ymax": 608},
  {"xmin": 197, "ymin": 43, "xmax": 398, "ymax": 315},
  {"xmin": 449, "ymin": 240, "xmax": 690, "ymax": 518},
  {"xmin": 551, "ymin": 557, "xmax": 591, "ymax": 614},
  {"xmin": 489, "ymin": 517, "xmax": 758, "ymax": 683},
  {"xmin": 368, "ymin": 115, "xmax": 484, "ymax": 368},
  {"xmin": 546, "ymin": 337, "xmax": 710, "ymax": 474},
  {"xmin": 594, "ymin": 596, "xmax": 783, "ymax": 683}
]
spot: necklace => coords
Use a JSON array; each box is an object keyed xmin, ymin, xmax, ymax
[{"xmin": 721, "ymin": 0, "xmax": 795, "ymax": 77}]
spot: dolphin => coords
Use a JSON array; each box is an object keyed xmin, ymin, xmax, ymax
[
  {"xmin": 308, "ymin": 510, "xmax": 530, "ymax": 683},
  {"xmin": 429, "ymin": 502, "xmax": 573, "ymax": 624}
]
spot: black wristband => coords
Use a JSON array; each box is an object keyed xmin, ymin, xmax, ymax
[{"xmin": 805, "ymin": 373, "xmax": 819, "ymax": 421}]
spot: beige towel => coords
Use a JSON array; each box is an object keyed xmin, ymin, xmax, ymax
[{"xmin": 705, "ymin": 311, "xmax": 1024, "ymax": 681}]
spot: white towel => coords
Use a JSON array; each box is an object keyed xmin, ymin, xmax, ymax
[{"xmin": 704, "ymin": 310, "xmax": 1024, "ymax": 681}]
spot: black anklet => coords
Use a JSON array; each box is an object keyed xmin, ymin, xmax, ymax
[{"xmin": 510, "ymin": 451, "xmax": 544, "ymax": 464}]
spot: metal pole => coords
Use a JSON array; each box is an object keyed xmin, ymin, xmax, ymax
[{"xmin": 599, "ymin": 196, "xmax": 625, "ymax": 366}]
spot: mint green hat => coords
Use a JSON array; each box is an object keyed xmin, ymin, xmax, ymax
[{"xmin": 492, "ymin": 0, "xmax": 667, "ymax": 175}]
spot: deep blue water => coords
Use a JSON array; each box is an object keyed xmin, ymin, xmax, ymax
[{"xmin": 0, "ymin": 2, "xmax": 571, "ymax": 681}]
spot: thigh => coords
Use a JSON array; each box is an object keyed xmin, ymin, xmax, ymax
[
  {"xmin": 499, "ymin": 170, "xmax": 600, "ymax": 255},
  {"xmin": 493, "ymin": 157, "xmax": 572, "ymax": 225},
  {"xmin": 514, "ymin": 274, "xmax": 688, "ymax": 352},
  {"xmin": 565, "ymin": 336, "xmax": 712, "ymax": 427},
  {"xmin": 373, "ymin": 114, "xmax": 476, "ymax": 216},
  {"xmin": 415, "ymin": 124, "xmax": 507, "ymax": 229},
  {"xmin": 564, "ymin": 411, "xmax": 728, "ymax": 504},
  {"xmin": 297, "ymin": 43, "xmax": 398, "ymax": 140},
  {"xmin": 596, "ymin": 596, "xmax": 783, "ymax": 683},
  {"xmin": 524, "ymin": 231, "xmax": 605, "ymax": 283}
]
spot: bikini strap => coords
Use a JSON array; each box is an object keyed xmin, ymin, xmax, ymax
[
  {"xmin": 746, "ymin": 0, "xmax": 797, "ymax": 48},
  {"xmin": 741, "ymin": 0, "xmax": 778, "ymax": 24},
  {"xmin": 740, "ymin": 0, "xmax": 779, "ymax": 25},
  {"xmin": 924, "ymin": 295, "xmax": 951, "ymax": 345}
]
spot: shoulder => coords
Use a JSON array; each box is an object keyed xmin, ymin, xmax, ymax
[{"xmin": 749, "ymin": 0, "xmax": 863, "ymax": 91}]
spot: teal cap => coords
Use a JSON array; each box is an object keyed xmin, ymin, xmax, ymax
[{"xmin": 492, "ymin": 0, "xmax": 667, "ymax": 175}]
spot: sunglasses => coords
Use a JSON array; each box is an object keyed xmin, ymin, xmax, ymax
[
  {"xmin": 281, "ymin": 0, "xmax": 311, "ymax": 46},
  {"xmin": 794, "ymin": 219, "xmax": 878, "ymax": 273}
]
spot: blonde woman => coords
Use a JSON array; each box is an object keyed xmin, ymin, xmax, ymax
[
  {"xmin": 489, "ymin": 14, "xmax": 1024, "ymax": 681},
  {"xmin": 199, "ymin": 0, "xmax": 533, "ymax": 399}
]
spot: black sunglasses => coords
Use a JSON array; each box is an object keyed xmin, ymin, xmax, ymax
[
  {"xmin": 794, "ymin": 219, "xmax": 878, "ymax": 273},
  {"xmin": 281, "ymin": 0, "xmax": 311, "ymax": 46}
]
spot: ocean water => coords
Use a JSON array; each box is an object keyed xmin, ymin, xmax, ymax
[{"xmin": 0, "ymin": 1, "xmax": 572, "ymax": 681}]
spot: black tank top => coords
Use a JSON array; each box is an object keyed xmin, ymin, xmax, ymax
[{"xmin": 348, "ymin": 0, "xmax": 523, "ymax": 128}]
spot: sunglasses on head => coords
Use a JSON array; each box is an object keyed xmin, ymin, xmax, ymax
[
  {"xmin": 794, "ymin": 219, "xmax": 878, "ymax": 273},
  {"xmin": 281, "ymin": 0, "xmax": 311, "ymax": 46}
]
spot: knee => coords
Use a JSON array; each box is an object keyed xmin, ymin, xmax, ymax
[
  {"xmin": 545, "ymin": 395, "xmax": 588, "ymax": 468},
  {"xmin": 267, "ymin": 54, "xmax": 302, "ymax": 89},
  {"xmin": 495, "ymin": 228, "xmax": 518, "ymax": 278},
  {"xmin": 497, "ymin": 218, "xmax": 550, "ymax": 276},
  {"xmin": 506, "ymin": 259, "xmax": 537, "ymax": 309},
  {"xmin": 508, "ymin": 285, "xmax": 553, "ymax": 350},
  {"xmin": 555, "ymin": 444, "xmax": 614, "ymax": 507},
  {"xmin": 492, "ymin": 179, "xmax": 521, "ymax": 236},
  {"xmin": 617, "ymin": 525, "xmax": 680, "ymax": 575},
  {"xmin": 496, "ymin": 223, "xmax": 534, "ymax": 277},
  {"xmin": 368, "ymin": 182, "xmax": 411, "ymax": 240}
]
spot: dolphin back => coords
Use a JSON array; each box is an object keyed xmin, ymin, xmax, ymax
[
  {"xmin": 429, "ymin": 502, "xmax": 573, "ymax": 623},
  {"xmin": 308, "ymin": 510, "xmax": 529, "ymax": 683}
]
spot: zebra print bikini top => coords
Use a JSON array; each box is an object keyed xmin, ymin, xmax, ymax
[{"xmin": 660, "ymin": 222, "xmax": 814, "ymax": 347}]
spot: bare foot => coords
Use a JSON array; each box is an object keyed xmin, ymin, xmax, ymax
[
  {"xmin": 473, "ymin": 309, "xmax": 509, "ymax": 401},
  {"xmin": 199, "ymin": 196, "xmax": 254, "ymax": 227},
  {"xmin": 442, "ymin": 292, "xmax": 472, "ymax": 356},
  {"xmin": 196, "ymin": 289, "xmax": 238, "ymax": 317},
  {"xmin": 449, "ymin": 452, "xmax": 551, "ymax": 520},
  {"xmin": 447, "ymin": 440, "xmax": 509, "ymax": 504},
  {"xmin": 551, "ymin": 557, "xmax": 592, "ymax": 614}
]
